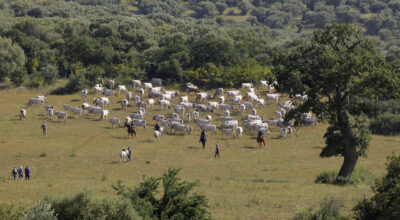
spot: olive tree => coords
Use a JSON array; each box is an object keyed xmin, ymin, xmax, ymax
[{"xmin": 273, "ymin": 24, "xmax": 399, "ymax": 179}]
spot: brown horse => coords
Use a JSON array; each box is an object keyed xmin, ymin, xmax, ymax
[
  {"xmin": 125, "ymin": 123, "xmax": 137, "ymax": 138},
  {"xmin": 257, "ymin": 135, "xmax": 266, "ymax": 148}
]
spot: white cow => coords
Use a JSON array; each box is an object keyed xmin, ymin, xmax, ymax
[
  {"xmin": 255, "ymin": 98, "xmax": 265, "ymax": 107},
  {"xmin": 117, "ymin": 85, "xmax": 127, "ymax": 95},
  {"xmin": 26, "ymin": 98, "xmax": 44, "ymax": 107},
  {"xmin": 142, "ymin": 82, "xmax": 153, "ymax": 90},
  {"xmin": 88, "ymin": 106, "xmax": 103, "ymax": 115},
  {"xmin": 93, "ymin": 97, "xmax": 110, "ymax": 107},
  {"xmin": 81, "ymin": 89, "xmax": 88, "ymax": 100},
  {"xmin": 20, "ymin": 109, "xmax": 26, "ymax": 120},
  {"xmin": 196, "ymin": 92, "xmax": 211, "ymax": 102},
  {"xmin": 47, "ymin": 108, "xmax": 54, "ymax": 120},
  {"xmin": 125, "ymin": 91, "xmax": 132, "ymax": 101},
  {"xmin": 214, "ymin": 88, "xmax": 224, "ymax": 96},
  {"xmin": 240, "ymin": 104, "xmax": 246, "ymax": 115},
  {"xmin": 63, "ymin": 104, "xmax": 72, "ymax": 112},
  {"xmin": 241, "ymin": 83, "xmax": 253, "ymax": 90},
  {"xmin": 154, "ymin": 130, "xmax": 162, "ymax": 141},
  {"xmin": 132, "ymin": 80, "xmax": 141, "ymax": 88},
  {"xmin": 130, "ymin": 112, "xmax": 143, "ymax": 120},
  {"xmin": 218, "ymin": 96, "xmax": 225, "ymax": 104},
  {"xmin": 71, "ymin": 108, "xmax": 82, "ymax": 118},
  {"xmin": 195, "ymin": 119, "xmax": 210, "ymax": 126},
  {"xmin": 259, "ymin": 80, "xmax": 268, "ymax": 88},
  {"xmin": 106, "ymin": 80, "xmax": 115, "ymax": 89},
  {"xmin": 224, "ymin": 110, "xmax": 230, "ymax": 117},
  {"xmin": 101, "ymin": 109, "xmax": 109, "ymax": 120},
  {"xmin": 219, "ymin": 104, "xmax": 235, "ymax": 111},
  {"xmin": 121, "ymin": 99, "xmax": 128, "ymax": 111},
  {"xmin": 206, "ymin": 115, "xmax": 212, "ymax": 121},
  {"xmin": 55, "ymin": 111, "xmax": 68, "ymax": 123},
  {"xmin": 109, "ymin": 118, "xmax": 120, "ymax": 128},
  {"xmin": 153, "ymin": 115, "xmax": 165, "ymax": 122},
  {"xmin": 251, "ymin": 108, "xmax": 257, "ymax": 116},
  {"xmin": 159, "ymin": 100, "xmax": 170, "ymax": 110},
  {"xmin": 200, "ymin": 124, "xmax": 217, "ymax": 135},
  {"xmin": 222, "ymin": 129, "xmax": 235, "ymax": 139},
  {"xmin": 132, "ymin": 119, "xmax": 146, "ymax": 129},
  {"xmin": 192, "ymin": 111, "xmax": 199, "ymax": 120},
  {"xmin": 137, "ymin": 88, "xmax": 145, "ymax": 96},
  {"xmin": 102, "ymin": 89, "xmax": 114, "ymax": 98},
  {"xmin": 180, "ymin": 96, "xmax": 189, "ymax": 103},
  {"xmin": 266, "ymin": 93, "xmax": 280, "ymax": 103},
  {"xmin": 124, "ymin": 116, "xmax": 132, "ymax": 126},
  {"xmin": 94, "ymin": 84, "xmax": 103, "ymax": 94},
  {"xmin": 236, "ymin": 126, "xmax": 243, "ymax": 137},
  {"xmin": 227, "ymin": 90, "xmax": 240, "ymax": 98},
  {"xmin": 151, "ymin": 87, "xmax": 162, "ymax": 94},
  {"xmin": 208, "ymin": 102, "xmax": 219, "ymax": 110}
]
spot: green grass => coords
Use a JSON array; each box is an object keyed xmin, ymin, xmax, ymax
[{"xmin": 0, "ymin": 84, "xmax": 399, "ymax": 219}]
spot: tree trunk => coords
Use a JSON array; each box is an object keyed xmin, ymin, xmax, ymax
[{"xmin": 337, "ymin": 103, "xmax": 358, "ymax": 179}]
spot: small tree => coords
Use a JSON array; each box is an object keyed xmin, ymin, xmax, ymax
[
  {"xmin": 353, "ymin": 154, "xmax": 400, "ymax": 219},
  {"xmin": 0, "ymin": 36, "xmax": 25, "ymax": 82},
  {"xmin": 273, "ymin": 24, "xmax": 399, "ymax": 179},
  {"xmin": 113, "ymin": 168, "xmax": 211, "ymax": 219}
]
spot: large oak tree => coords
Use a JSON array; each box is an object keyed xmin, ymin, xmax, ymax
[{"xmin": 272, "ymin": 24, "xmax": 399, "ymax": 178}]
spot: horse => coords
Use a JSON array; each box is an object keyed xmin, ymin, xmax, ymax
[
  {"xmin": 119, "ymin": 149, "xmax": 129, "ymax": 164},
  {"xmin": 257, "ymin": 135, "xmax": 266, "ymax": 148},
  {"xmin": 125, "ymin": 123, "xmax": 136, "ymax": 138}
]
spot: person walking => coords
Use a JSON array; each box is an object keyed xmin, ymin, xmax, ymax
[
  {"xmin": 11, "ymin": 167, "xmax": 18, "ymax": 182},
  {"xmin": 17, "ymin": 166, "xmax": 23, "ymax": 179},
  {"xmin": 41, "ymin": 122, "xmax": 48, "ymax": 136},
  {"xmin": 199, "ymin": 129, "xmax": 207, "ymax": 149},
  {"xmin": 127, "ymin": 147, "xmax": 132, "ymax": 162},
  {"xmin": 24, "ymin": 166, "xmax": 31, "ymax": 180},
  {"xmin": 215, "ymin": 144, "xmax": 220, "ymax": 158}
]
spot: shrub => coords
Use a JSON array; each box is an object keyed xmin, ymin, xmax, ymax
[
  {"xmin": 26, "ymin": 200, "xmax": 57, "ymax": 220},
  {"xmin": 370, "ymin": 113, "xmax": 400, "ymax": 135},
  {"xmin": 43, "ymin": 190, "xmax": 140, "ymax": 220},
  {"xmin": 353, "ymin": 154, "xmax": 400, "ymax": 219},
  {"xmin": 40, "ymin": 152, "xmax": 47, "ymax": 157},
  {"xmin": 292, "ymin": 197, "xmax": 349, "ymax": 220},
  {"xmin": 315, "ymin": 170, "xmax": 337, "ymax": 184},
  {"xmin": 315, "ymin": 167, "xmax": 375, "ymax": 185}
]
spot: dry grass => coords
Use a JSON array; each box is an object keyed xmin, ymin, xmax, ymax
[{"xmin": 0, "ymin": 85, "xmax": 399, "ymax": 219}]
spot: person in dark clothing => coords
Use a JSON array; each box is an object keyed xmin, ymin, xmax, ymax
[
  {"xmin": 17, "ymin": 166, "xmax": 23, "ymax": 179},
  {"xmin": 25, "ymin": 166, "xmax": 31, "ymax": 180},
  {"xmin": 215, "ymin": 144, "xmax": 220, "ymax": 158},
  {"xmin": 41, "ymin": 122, "xmax": 48, "ymax": 136},
  {"xmin": 127, "ymin": 147, "xmax": 132, "ymax": 162},
  {"xmin": 11, "ymin": 167, "xmax": 17, "ymax": 182},
  {"xmin": 155, "ymin": 123, "xmax": 160, "ymax": 131},
  {"xmin": 199, "ymin": 129, "xmax": 207, "ymax": 149}
]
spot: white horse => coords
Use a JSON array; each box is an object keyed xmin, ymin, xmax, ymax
[{"xmin": 119, "ymin": 149, "xmax": 129, "ymax": 164}]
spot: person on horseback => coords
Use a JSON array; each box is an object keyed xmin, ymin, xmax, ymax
[
  {"xmin": 155, "ymin": 122, "xmax": 160, "ymax": 131},
  {"xmin": 257, "ymin": 129, "xmax": 266, "ymax": 148},
  {"xmin": 199, "ymin": 129, "xmax": 207, "ymax": 149},
  {"xmin": 257, "ymin": 129, "xmax": 263, "ymax": 140}
]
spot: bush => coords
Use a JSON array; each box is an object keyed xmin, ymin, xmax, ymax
[
  {"xmin": 26, "ymin": 200, "xmax": 57, "ymax": 220},
  {"xmin": 112, "ymin": 168, "xmax": 211, "ymax": 219},
  {"xmin": 315, "ymin": 170, "xmax": 337, "ymax": 184},
  {"xmin": 43, "ymin": 190, "xmax": 140, "ymax": 220},
  {"xmin": 315, "ymin": 167, "xmax": 375, "ymax": 185},
  {"xmin": 292, "ymin": 197, "xmax": 349, "ymax": 220},
  {"xmin": 370, "ymin": 113, "xmax": 400, "ymax": 135},
  {"xmin": 353, "ymin": 154, "xmax": 400, "ymax": 219}
]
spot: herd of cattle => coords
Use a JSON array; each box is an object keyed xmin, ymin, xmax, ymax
[{"xmin": 20, "ymin": 78, "xmax": 319, "ymax": 141}]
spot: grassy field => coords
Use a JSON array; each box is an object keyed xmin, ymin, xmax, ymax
[{"xmin": 0, "ymin": 85, "xmax": 399, "ymax": 219}]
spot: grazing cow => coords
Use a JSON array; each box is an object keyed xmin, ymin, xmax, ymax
[
  {"xmin": 219, "ymin": 104, "xmax": 235, "ymax": 111},
  {"xmin": 121, "ymin": 99, "xmax": 128, "ymax": 111},
  {"xmin": 195, "ymin": 119, "xmax": 210, "ymax": 126},
  {"xmin": 63, "ymin": 104, "xmax": 72, "ymax": 112},
  {"xmin": 109, "ymin": 118, "xmax": 120, "ymax": 128},
  {"xmin": 45, "ymin": 105, "xmax": 54, "ymax": 112},
  {"xmin": 218, "ymin": 96, "xmax": 225, "ymax": 104},
  {"xmin": 280, "ymin": 127, "xmax": 291, "ymax": 138},
  {"xmin": 154, "ymin": 130, "xmax": 162, "ymax": 141},
  {"xmin": 240, "ymin": 104, "xmax": 246, "ymax": 115},
  {"xmin": 206, "ymin": 115, "xmax": 212, "ymax": 121},
  {"xmin": 187, "ymin": 85, "xmax": 199, "ymax": 94},
  {"xmin": 55, "ymin": 111, "xmax": 67, "ymax": 123},
  {"xmin": 247, "ymin": 115, "xmax": 263, "ymax": 121},
  {"xmin": 160, "ymin": 119, "xmax": 169, "ymax": 127},
  {"xmin": 195, "ymin": 104, "xmax": 212, "ymax": 112},
  {"xmin": 26, "ymin": 98, "xmax": 44, "ymax": 107},
  {"xmin": 151, "ymin": 78, "xmax": 162, "ymax": 87},
  {"xmin": 20, "ymin": 109, "xmax": 26, "ymax": 120},
  {"xmin": 117, "ymin": 85, "xmax": 127, "ymax": 95},
  {"xmin": 47, "ymin": 108, "xmax": 54, "ymax": 120},
  {"xmin": 208, "ymin": 102, "xmax": 219, "ymax": 111},
  {"xmin": 132, "ymin": 96, "xmax": 140, "ymax": 105},
  {"xmin": 251, "ymin": 108, "xmax": 257, "ymax": 116},
  {"xmin": 192, "ymin": 111, "xmax": 199, "ymax": 120},
  {"xmin": 88, "ymin": 106, "xmax": 103, "ymax": 115},
  {"xmin": 220, "ymin": 116, "xmax": 233, "ymax": 123},
  {"xmin": 185, "ymin": 125, "xmax": 192, "ymax": 135},
  {"xmin": 153, "ymin": 115, "xmax": 165, "ymax": 122},
  {"xmin": 223, "ymin": 120, "xmax": 239, "ymax": 129},
  {"xmin": 94, "ymin": 84, "xmax": 103, "ymax": 94},
  {"xmin": 236, "ymin": 126, "xmax": 243, "ymax": 137},
  {"xmin": 106, "ymin": 80, "xmax": 115, "ymax": 89},
  {"xmin": 255, "ymin": 98, "xmax": 265, "ymax": 107},
  {"xmin": 102, "ymin": 89, "xmax": 114, "ymax": 98},
  {"xmin": 93, "ymin": 97, "xmax": 110, "ymax": 107},
  {"xmin": 171, "ymin": 112, "xmax": 180, "ymax": 119},
  {"xmin": 126, "ymin": 91, "xmax": 132, "ymax": 101},
  {"xmin": 232, "ymin": 97, "xmax": 241, "ymax": 106},
  {"xmin": 259, "ymin": 80, "xmax": 268, "ymax": 88},
  {"xmin": 222, "ymin": 129, "xmax": 235, "ymax": 139},
  {"xmin": 266, "ymin": 94, "xmax": 280, "ymax": 103},
  {"xmin": 148, "ymin": 99, "xmax": 155, "ymax": 109},
  {"xmin": 224, "ymin": 110, "xmax": 230, "ymax": 117},
  {"xmin": 132, "ymin": 80, "xmax": 141, "ymax": 88},
  {"xmin": 81, "ymin": 103, "xmax": 90, "ymax": 113},
  {"xmin": 227, "ymin": 90, "xmax": 241, "ymax": 98},
  {"xmin": 196, "ymin": 92, "xmax": 211, "ymax": 102},
  {"xmin": 142, "ymin": 82, "xmax": 153, "ymax": 90},
  {"xmin": 214, "ymin": 88, "xmax": 224, "ymax": 96},
  {"xmin": 159, "ymin": 100, "xmax": 170, "ymax": 110},
  {"xmin": 249, "ymin": 88, "xmax": 256, "ymax": 93},
  {"xmin": 151, "ymin": 87, "xmax": 162, "ymax": 94},
  {"xmin": 267, "ymin": 84, "xmax": 276, "ymax": 93},
  {"xmin": 180, "ymin": 96, "xmax": 189, "ymax": 103},
  {"xmin": 171, "ymin": 123, "xmax": 187, "ymax": 135},
  {"xmin": 81, "ymin": 89, "xmax": 88, "ymax": 100},
  {"xmin": 130, "ymin": 112, "xmax": 143, "ymax": 120},
  {"xmin": 301, "ymin": 117, "xmax": 318, "ymax": 127},
  {"xmin": 132, "ymin": 119, "xmax": 146, "ymax": 129},
  {"xmin": 71, "ymin": 108, "xmax": 82, "ymax": 118},
  {"xmin": 295, "ymin": 94, "xmax": 308, "ymax": 102},
  {"xmin": 218, "ymin": 123, "xmax": 235, "ymax": 131},
  {"xmin": 165, "ymin": 91, "xmax": 179, "ymax": 98},
  {"xmin": 242, "ymin": 102, "xmax": 252, "ymax": 108},
  {"xmin": 101, "ymin": 109, "xmax": 109, "ymax": 120},
  {"xmin": 201, "ymin": 124, "xmax": 217, "ymax": 135},
  {"xmin": 241, "ymin": 83, "xmax": 253, "ymax": 90},
  {"xmin": 36, "ymin": 96, "xmax": 47, "ymax": 102},
  {"xmin": 161, "ymin": 93, "xmax": 172, "ymax": 101}
]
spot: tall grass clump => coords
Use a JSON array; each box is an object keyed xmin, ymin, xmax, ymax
[
  {"xmin": 292, "ymin": 197, "xmax": 349, "ymax": 220},
  {"xmin": 315, "ymin": 167, "xmax": 375, "ymax": 186}
]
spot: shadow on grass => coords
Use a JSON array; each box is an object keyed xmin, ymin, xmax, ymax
[
  {"xmin": 109, "ymin": 161, "xmax": 119, "ymax": 165},
  {"xmin": 70, "ymin": 99, "xmax": 80, "ymax": 102},
  {"xmin": 313, "ymin": 146, "xmax": 323, "ymax": 149},
  {"xmin": 139, "ymin": 139, "xmax": 154, "ymax": 143},
  {"xmin": 112, "ymin": 108, "xmax": 120, "ymax": 111},
  {"xmin": 188, "ymin": 146, "xmax": 200, "ymax": 150},
  {"xmin": 243, "ymin": 145, "xmax": 257, "ymax": 149}
]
